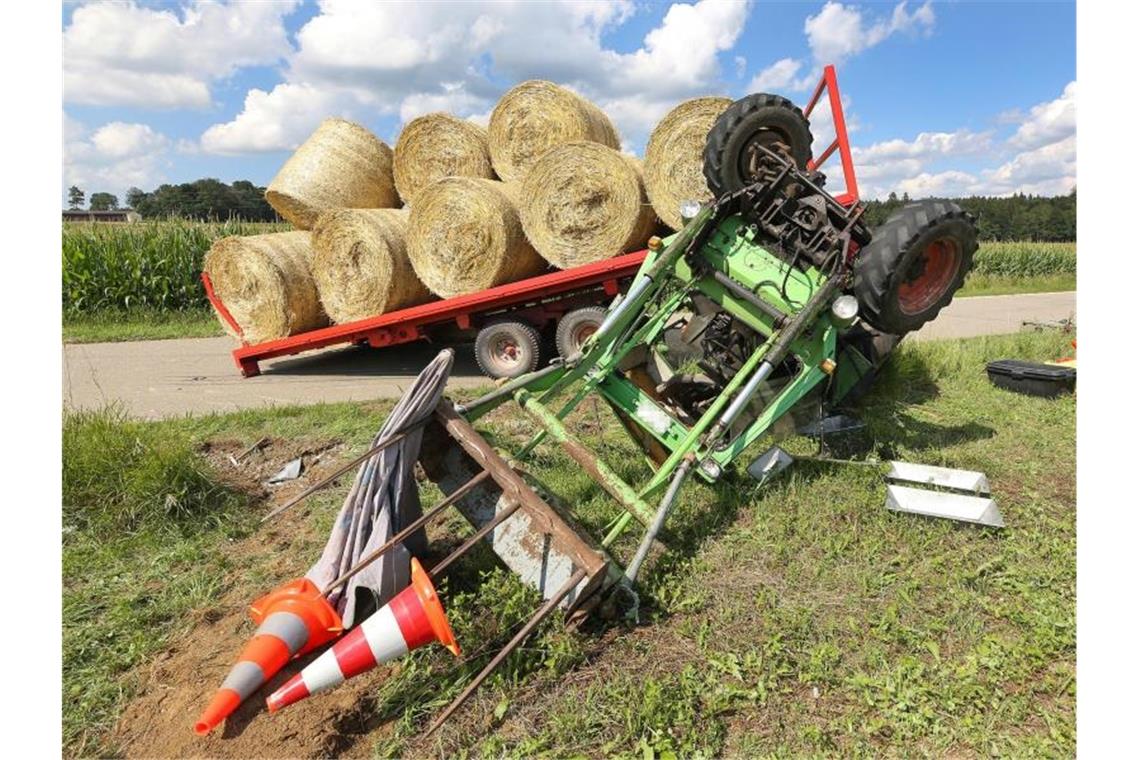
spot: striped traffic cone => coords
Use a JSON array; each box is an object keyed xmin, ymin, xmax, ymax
[
  {"xmin": 194, "ymin": 577, "xmax": 343, "ymax": 735},
  {"xmin": 266, "ymin": 558, "xmax": 459, "ymax": 712}
]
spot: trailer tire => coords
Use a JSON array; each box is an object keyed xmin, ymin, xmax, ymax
[
  {"xmin": 555, "ymin": 307, "xmax": 607, "ymax": 358},
  {"xmin": 703, "ymin": 93, "xmax": 813, "ymax": 199},
  {"xmin": 474, "ymin": 320, "xmax": 541, "ymax": 379},
  {"xmin": 853, "ymin": 199, "xmax": 977, "ymax": 335}
]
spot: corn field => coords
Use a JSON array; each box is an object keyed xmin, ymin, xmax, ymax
[
  {"xmin": 972, "ymin": 241, "xmax": 1076, "ymax": 277},
  {"xmin": 62, "ymin": 219, "xmax": 290, "ymax": 316}
]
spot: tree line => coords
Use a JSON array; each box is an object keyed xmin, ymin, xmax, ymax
[
  {"xmin": 862, "ymin": 190, "xmax": 1076, "ymax": 241},
  {"xmin": 66, "ymin": 179, "xmax": 280, "ymax": 222}
]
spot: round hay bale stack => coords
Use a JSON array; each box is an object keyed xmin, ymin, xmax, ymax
[
  {"xmin": 407, "ymin": 178, "xmax": 546, "ymax": 298},
  {"xmin": 266, "ymin": 118, "xmax": 399, "ymax": 230},
  {"xmin": 519, "ymin": 142, "xmax": 657, "ymax": 269},
  {"xmin": 488, "ymin": 80, "xmax": 620, "ymax": 183},
  {"xmin": 310, "ymin": 209, "xmax": 433, "ymax": 324},
  {"xmin": 644, "ymin": 96, "xmax": 733, "ymax": 230},
  {"xmin": 393, "ymin": 113, "xmax": 495, "ymax": 204},
  {"xmin": 203, "ymin": 231, "xmax": 327, "ymax": 344}
]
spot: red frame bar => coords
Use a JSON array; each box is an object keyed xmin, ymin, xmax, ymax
[
  {"xmin": 208, "ymin": 64, "xmax": 861, "ymax": 378},
  {"xmin": 803, "ymin": 64, "xmax": 860, "ymax": 206}
]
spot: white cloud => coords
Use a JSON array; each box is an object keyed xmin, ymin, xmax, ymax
[
  {"xmin": 200, "ymin": 83, "xmax": 354, "ymax": 154},
  {"xmin": 805, "ymin": 1, "xmax": 934, "ymax": 65},
  {"xmin": 201, "ymin": 0, "xmax": 748, "ymax": 154},
  {"xmin": 1009, "ymin": 81, "xmax": 1076, "ymax": 150},
  {"xmin": 64, "ymin": 0, "xmax": 300, "ymax": 109},
  {"xmin": 64, "ymin": 116, "xmax": 172, "ymax": 199},
  {"xmin": 748, "ymin": 58, "xmax": 803, "ymax": 91},
  {"xmin": 983, "ymin": 135, "xmax": 1076, "ymax": 195},
  {"xmin": 896, "ymin": 170, "xmax": 978, "ymax": 198}
]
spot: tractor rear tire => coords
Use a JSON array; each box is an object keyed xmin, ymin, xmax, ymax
[
  {"xmin": 474, "ymin": 320, "xmax": 541, "ymax": 380},
  {"xmin": 703, "ymin": 93, "xmax": 813, "ymax": 199},
  {"xmin": 555, "ymin": 306, "xmax": 607, "ymax": 358},
  {"xmin": 853, "ymin": 199, "xmax": 977, "ymax": 335}
]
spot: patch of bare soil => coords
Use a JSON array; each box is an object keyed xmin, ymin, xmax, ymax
[{"xmin": 111, "ymin": 436, "xmax": 411, "ymax": 759}]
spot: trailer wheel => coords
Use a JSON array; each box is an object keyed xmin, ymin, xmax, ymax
[
  {"xmin": 853, "ymin": 199, "xmax": 977, "ymax": 335},
  {"xmin": 474, "ymin": 320, "xmax": 541, "ymax": 379},
  {"xmin": 555, "ymin": 307, "xmax": 607, "ymax": 358},
  {"xmin": 703, "ymin": 93, "xmax": 813, "ymax": 199}
]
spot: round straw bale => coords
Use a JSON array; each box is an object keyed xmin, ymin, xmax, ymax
[
  {"xmin": 488, "ymin": 80, "xmax": 620, "ymax": 183},
  {"xmin": 519, "ymin": 142, "xmax": 657, "ymax": 269},
  {"xmin": 266, "ymin": 118, "xmax": 399, "ymax": 229},
  {"xmin": 407, "ymin": 178, "xmax": 546, "ymax": 298},
  {"xmin": 393, "ymin": 113, "xmax": 495, "ymax": 204},
  {"xmin": 203, "ymin": 231, "xmax": 327, "ymax": 344},
  {"xmin": 310, "ymin": 209, "xmax": 433, "ymax": 324},
  {"xmin": 644, "ymin": 96, "xmax": 733, "ymax": 230}
]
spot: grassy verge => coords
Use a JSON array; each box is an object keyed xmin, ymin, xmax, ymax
[
  {"xmin": 958, "ymin": 272, "xmax": 1075, "ymax": 297},
  {"xmin": 63, "ymin": 308, "xmax": 223, "ymax": 343},
  {"xmin": 64, "ymin": 331, "xmax": 1075, "ymax": 757}
]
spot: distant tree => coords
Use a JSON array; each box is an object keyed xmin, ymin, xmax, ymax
[
  {"xmin": 89, "ymin": 192, "xmax": 119, "ymax": 211},
  {"xmin": 125, "ymin": 187, "xmax": 147, "ymax": 210},
  {"xmin": 130, "ymin": 178, "xmax": 279, "ymax": 221},
  {"xmin": 863, "ymin": 190, "xmax": 1076, "ymax": 241},
  {"xmin": 67, "ymin": 185, "xmax": 85, "ymax": 210},
  {"xmin": 887, "ymin": 191, "xmax": 898, "ymax": 202}
]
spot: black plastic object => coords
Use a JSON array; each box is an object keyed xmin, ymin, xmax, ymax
[{"xmin": 985, "ymin": 359, "xmax": 1075, "ymax": 397}]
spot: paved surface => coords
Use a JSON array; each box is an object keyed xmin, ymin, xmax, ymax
[{"xmin": 63, "ymin": 291, "xmax": 1074, "ymax": 419}]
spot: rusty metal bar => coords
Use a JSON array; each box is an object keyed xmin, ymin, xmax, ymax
[
  {"xmin": 319, "ymin": 470, "xmax": 492, "ymax": 597},
  {"xmin": 423, "ymin": 567, "xmax": 588, "ymax": 738},
  {"xmin": 515, "ymin": 390, "xmax": 656, "ymax": 526},
  {"xmin": 260, "ymin": 416, "xmax": 431, "ymax": 523},
  {"xmin": 429, "ymin": 500, "xmax": 523, "ymax": 577}
]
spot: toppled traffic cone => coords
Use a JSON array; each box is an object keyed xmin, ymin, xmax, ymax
[
  {"xmin": 266, "ymin": 558, "xmax": 459, "ymax": 712},
  {"xmin": 194, "ymin": 578, "xmax": 342, "ymax": 735}
]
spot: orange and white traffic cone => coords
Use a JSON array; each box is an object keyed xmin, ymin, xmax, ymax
[
  {"xmin": 266, "ymin": 558, "xmax": 459, "ymax": 712},
  {"xmin": 194, "ymin": 577, "xmax": 342, "ymax": 735}
]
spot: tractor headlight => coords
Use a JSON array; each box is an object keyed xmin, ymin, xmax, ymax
[
  {"xmin": 679, "ymin": 199, "xmax": 702, "ymax": 224},
  {"xmin": 830, "ymin": 295, "xmax": 859, "ymax": 327}
]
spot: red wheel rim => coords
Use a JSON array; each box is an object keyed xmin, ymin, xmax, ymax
[
  {"xmin": 897, "ymin": 238, "xmax": 961, "ymax": 315},
  {"xmin": 489, "ymin": 335, "xmax": 522, "ymax": 373}
]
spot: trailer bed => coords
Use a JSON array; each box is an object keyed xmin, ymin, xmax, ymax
[{"xmin": 204, "ymin": 249, "xmax": 648, "ymax": 377}]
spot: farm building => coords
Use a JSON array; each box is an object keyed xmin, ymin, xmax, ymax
[{"xmin": 62, "ymin": 209, "xmax": 141, "ymax": 223}]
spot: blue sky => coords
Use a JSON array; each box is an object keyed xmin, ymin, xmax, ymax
[{"xmin": 62, "ymin": 1, "xmax": 1076, "ymax": 204}]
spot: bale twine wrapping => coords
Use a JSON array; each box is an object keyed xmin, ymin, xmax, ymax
[
  {"xmin": 644, "ymin": 96, "xmax": 733, "ymax": 230},
  {"xmin": 519, "ymin": 142, "xmax": 657, "ymax": 269},
  {"xmin": 310, "ymin": 209, "xmax": 432, "ymax": 324},
  {"xmin": 487, "ymin": 80, "xmax": 620, "ymax": 183},
  {"xmin": 203, "ymin": 231, "xmax": 327, "ymax": 344},
  {"xmin": 407, "ymin": 178, "xmax": 546, "ymax": 298},
  {"xmin": 393, "ymin": 113, "xmax": 495, "ymax": 204},
  {"xmin": 266, "ymin": 118, "xmax": 399, "ymax": 229}
]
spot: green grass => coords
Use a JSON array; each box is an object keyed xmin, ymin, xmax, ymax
[
  {"xmin": 957, "ymin": 272, "xmax": 1075, "ymax": 298},
  {"xmin": 63, "ymin": 307, "xmax": 223, "ymax": 343},
  {"xmin": 63, "ymin": 332, "xmax": 1074, "ymax": 757},
  {"xmin": 973, "ymin": 241, "xmax": 1075, "ymax": 277}
]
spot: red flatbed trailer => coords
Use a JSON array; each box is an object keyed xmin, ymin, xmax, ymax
[{"xmin": 203, "ymin": 248, "xmax": 648, "ymax": 377}]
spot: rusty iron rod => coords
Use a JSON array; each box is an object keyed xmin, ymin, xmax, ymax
[
  {"xmin": 429, "ymin": 500, "xmax": 522, "ymax": 577},
  {"xmin": 319, "ymin": 470, "xmax": 492, "ymax": 598},
  {"xmin": 260, "ymin": 416, "xmax": 431, "ymax": 523},
  {"xmin": 422, "ymin": 567, "xmax": 588, "ymax": 738}
]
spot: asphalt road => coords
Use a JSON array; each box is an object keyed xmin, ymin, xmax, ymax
[{"xmin": 63, "ymin": 291, "xmax": 1075, "ymax": 419}]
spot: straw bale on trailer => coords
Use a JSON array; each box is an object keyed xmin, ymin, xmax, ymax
[
  {"xmin": 519, "ymin": 142, "xmax": 658, "ymax": 269},
  {"xmin": 487, "ymin": 80, "xmax": 620, "ymax": 183},
  {"xmin": 203, "ymin": 231, "xmax": 327, "ymax": 344},
  {"xmin": 407, "ymin": 178, "xmax": 546, "ymax": 299},
  {"xmin": 266, "ymin": 118, "xmax": 399, "ymax": 229},
  {"xmin": 644, "ymin": 96, "xmax": 733, "ymax": 230},
  {"xmin": 393, "ymin": 113, "xmax": 495, "ymax": 203},
  {"xmin": 310, "ymin": 209, "xmax": 432, "ymax": 324}
]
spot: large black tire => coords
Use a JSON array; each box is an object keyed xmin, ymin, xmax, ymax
[
  {"xmin": 474, "ymin": 320, "xmax": 541, "ymax": 379},
  {"xmin": 853, "ymin": 199, "xmax": 977, "ymax": 335},
  {"xmin": 555, "ymin": 306, "xmax": 607, "ymax": 358},
  {"xmin": 703, "ymin": 93, "xmax": 813, "ymax": 199}
]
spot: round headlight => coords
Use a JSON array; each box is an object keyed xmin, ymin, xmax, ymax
[
  {"xmin": 679, "ymin": 199, "xmax": 702, "ymax": 224},
  {"xmin": 830, "ymin": 294, "xmax": 859, "ymax": 327}
]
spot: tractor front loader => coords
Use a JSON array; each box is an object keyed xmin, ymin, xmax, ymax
[{"xmin": 339, "ymin": 68, "xmax": 992, "ymax": 736}]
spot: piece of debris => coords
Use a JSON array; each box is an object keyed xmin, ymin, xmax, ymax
[
  {"xmin": 237, "ymin": 436, "xmax": 270, "ymax": 461},
  {"xmin": 268, "ymin": 457, "xmax": 304, "ymax": 484}
]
